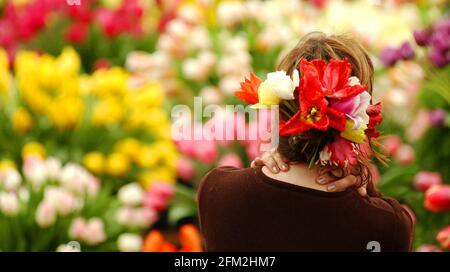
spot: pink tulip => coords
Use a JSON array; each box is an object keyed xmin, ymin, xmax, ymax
[
  {"xmin": 176, "ymin": 157, "xmax": 195, "ymax": 181},
  {"xmin": 218, "ymin": 153, "xmax": 243, "ymax": 168},
  {"xmin": 394, "ymin": 144, "xmax": 415, "ymax": 165},
  {"xmin": 245, "ymin": 140, "xmax": 261, "ymax": 161},
  {"xmin": 149, "ymin": 182, "xmax": 174, "ymax": 199},
  {"xmin": 143, "ymin": 195, "xmax": 168, "ymax": 212},
  {"xmin": 84, "ymin": 218, "xmax": 106, "ymax": 245},
  {"xmin": 194, "ymin": 139, "xmax": 218, "ymax": 164},
  {"xmin": 414, "ymin": 171, "xmax": 442, "ymax": 192},
  {"xmin": 424, "ymin": 185, "xmax": 450, "ymax": 212},
  {"xmin": 437, "ymin": 225, "xmax": 450, "ymax": 250},
  {"xmin": 406, "ymin": 110, "xmax": 430, "ymax": 141},
  {"xmin": 176, "ymin": 139, "xmax": 196, "ymax": 158},
  {"xmin": 416, "ymin": 244, "xmax": 443, "ymax": 252},
  {"xmin": 144, "ymin": 182, "xmax": 175, "ymax": 212},
  {"xmin": 382, "ymin": 135, "xmax": 402, "ymax": 156},
  {"xmin": 69, "ymin": 217, "xmax": 88, "ymax": 240}
]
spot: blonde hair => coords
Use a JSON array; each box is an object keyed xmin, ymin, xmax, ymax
[{"xmin": 278, "ymin": 31, "xmax": 374, "ymax": 95}]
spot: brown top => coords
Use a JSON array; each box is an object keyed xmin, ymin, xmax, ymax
[{"xmin": 197, "ymin": 166, "xmax": 414, "ymax": 252}]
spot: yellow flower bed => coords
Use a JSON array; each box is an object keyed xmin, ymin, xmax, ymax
[{"xmin": 1, "ymin": 47, "xmax": 178, "ymax": 190}]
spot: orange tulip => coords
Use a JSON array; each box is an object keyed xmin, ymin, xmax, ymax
[
  {"xmin": 179, "ymin": 224, "xmax": 203, "ymax": 252},
  {"xmin": 142, "ymin": 230, "xmax": 164, "ymax": 252},
  {"xmin": 160, "ymin": 241, "xmax": 178, "ymax": 252}
]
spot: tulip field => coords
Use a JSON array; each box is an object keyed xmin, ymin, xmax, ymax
[{"xmin": 0, "ymin": 0, "xmax": 449, "ymax": 252}]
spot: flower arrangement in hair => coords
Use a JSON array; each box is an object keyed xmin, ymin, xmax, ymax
[{"xmin": 235, "ymin": 57, "xmax": 384, "ymax": 183}]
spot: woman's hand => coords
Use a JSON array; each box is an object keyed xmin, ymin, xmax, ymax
[{"xmin": 251, "ymin": 150, "xmax": 367, "ymax": 196}]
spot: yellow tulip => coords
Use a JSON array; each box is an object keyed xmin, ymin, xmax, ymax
[
  {"xmin": 83, "ymin": 152, "xmax": 105, "ymax": 175},
  {"xmin": 12, "ymin": 107, "xmax": 33, "ymax": 133},
  {"xmin": 92, "ymin": 98, "xmax": 124, "ymax": 126},
  {"xmin": 113, "ymin": 138, "xmax": 142, "ymax": 162},
  {"xmin": 340, "ymin": 120, "xmax": 367, "ymax": 144},
  {"xmin": 0, "ymin": 159, "xmax": 16, "ymax": 170},
  {"xmin": 106, "ymin": 152, "xmax": 130, "ymax": 177},
  {"xmin": 137, "ymin": 146, "xmax": 159, "ymax": 168},
  {"xmin": 126, "ymin": 82, "xmax": 165, "ymax": 108},
  {"xmin": 90, "ymin": 67, "xmax": 129, "ymax": 98},
  {"xmin": 57, "ymin": 47, "xmax": 81, "ymax": 76},
  {"xmin": 0, "ymin": 49, "xmax": 10, "ymax": 96},
  {"xmin": 46, "ymin": 96, "xmax": 84, "ymax": 129},
  {"xmin": 22, "ymin": 141, "xmax": 46, "ymax": 159},
  {"xmin": 139, "ymin": 167, "xmax": 176, "ymax": 190}
]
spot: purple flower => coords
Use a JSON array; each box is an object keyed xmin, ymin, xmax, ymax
[
  {"xmin": 433, "ymin": 18, "xmax": 450, "ymax": 34},
  {"xmin": 429, "ymin": 49, "xmax": 450, "ymax": 67},
  {"xmin": 413, "ymin": 29, "xmax": 430, "ymax": 46},
  {"xmin": 429, "ymin": 109, "xmax": 447, "ymax": 127},
  {"xmin": 379, "ymin": 47, "xmax": 399, "ymax": 67},
  {"xmin": 398, "ymin": 41, "xmax": 415, "ymax": 60},
  {"xmin": 430, "ymin": 31, "xmax": 450, "ymax": 51}
]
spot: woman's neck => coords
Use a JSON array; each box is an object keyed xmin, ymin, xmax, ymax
[{"xmin": 261, "ymin": 163, "xmax": 328, "ymax": 192}]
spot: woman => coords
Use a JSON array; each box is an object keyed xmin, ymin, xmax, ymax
[{"xmin": 198, "ymin": 32, "xmax": 414, "ymax": 252}]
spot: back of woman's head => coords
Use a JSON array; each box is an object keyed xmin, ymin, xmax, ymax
[{"xmin": 276, "ymin": 32, "xmax": 378, "ymax": 185}]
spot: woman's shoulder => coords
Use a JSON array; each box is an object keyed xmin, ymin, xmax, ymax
[{"xmin": 197, "ymin": 166, "xmax": 257, "ymax": 201}]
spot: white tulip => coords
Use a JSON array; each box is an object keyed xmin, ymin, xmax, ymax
[
  {"xmin": 45, "ymin": 157, "xmax": 62, "ymax": 180},
  {"xmin": 118, "ymin": 183, "xmax": 144, "ymax": 206},
  {"xmin": 0, "ymin": 192, "xmax": 19, "ymax": 216},
  {"xmin": 19, "ymin": 187, "xmax": 30, "ymax": 203},
  {"xmin": 189, "ymin": 27, "xmax": 212, "ymax": 50},
  {"xmin": 264, "ymin": 70, "xmax": 299, "ymax": 100},
  {"xmin": 182, "ymin": 59, "xmax": 209, "ymax": 81},
  {"xmin": 2, "ymin": 169, "xmax": 22, "ymax": 191},
  {"xmin": 23, "ymin": 156, "xmax": 48, "ymax": 188},
  {"xmin": 219, "ymin": 76, "xmax": 242, "ymax": 95},
  {"xmin": 83, "ymin": 218, "xmax": 106, "ymax": 246},
  {"xmin": 117, "ymin": 233, "xmax": 143, "ymax": 252},
  {"xmin": 44, "ymin": 187, "xmax": 78, "ymax": 216},
  {"xmin": 167, "ymin": 19, "xmax": 190, "ymax": 40},
  {"xmin": 217, "ymin": 2, "xmax": 246, "ymax": 27},
  {"xmin": 200, "ymin": 86, "xmax": 222, "ymax": 105}
]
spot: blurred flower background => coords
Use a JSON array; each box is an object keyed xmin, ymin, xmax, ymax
[{"xmin": 0, "ymin": 0, "xmax": 449, "ymax": 252}]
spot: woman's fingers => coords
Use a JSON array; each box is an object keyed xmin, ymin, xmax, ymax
[
  {"xmin": 260, "ymin": 152, "xmax": 280, "ymax": 173},
  {"xmin": 250, "ymin": 157, "xmax": 263, "ymax": 168},
  {"xmin": 356, "ymin": 186, "xmax": 367, "ymax": 197},
  {"xmin": 325, "ymin": 175, "xmax": 357, "ymax": 192},
  {"xmin": 251, "ymin": 151, "xmax": 289, "ymax": 173},
  {"xmin": 272, "ymin": 152, "xmax": 289, "ymax": 171}
]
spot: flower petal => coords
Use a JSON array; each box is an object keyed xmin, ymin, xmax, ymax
[
  {"xmin": 279, "ymin": 111, "xmax": 312, "ymax": 136},
  {"xmin": 327, "ymin": 136, "xmax": 358, "ymax": 166},
  {"xmin": 323, "ymin": 59, "xmax": 352, "ymax": 94},
  {"xmin": 235, "ymin": 72, "xmax": 261, "ymax": 104},
  {"xmin": 299, "ymin": 59, "xmax": 326, "ymax": 102},
  {"xmin": 326, "ymin": 107, "xmax": 346, "ymax": 131}
]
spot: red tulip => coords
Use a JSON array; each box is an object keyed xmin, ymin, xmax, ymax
[
  {"xmin": 65, "ymin": 23, "xmax": 88, "ymax": 43},
  {"xmin": 67, "ymin": 3, "xmax": 92, "ymax": 24},
  {"xmin": 424, "ymin": 185, "xmax": 450, "ymax": 212},
  {"xmin": 93, "ymin": 58, "xmax": 112, "ymax": 70},
  {"xmin": 414, "ymin": 171, "xmax": 442, "ymax": 192},
  {"xmin": 436, "ymin": 226, "xmax": 450, "ymax": 250},
  {"xmin": 96, "ymin": 9, "xmax": 121, "ymax": 38}
]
